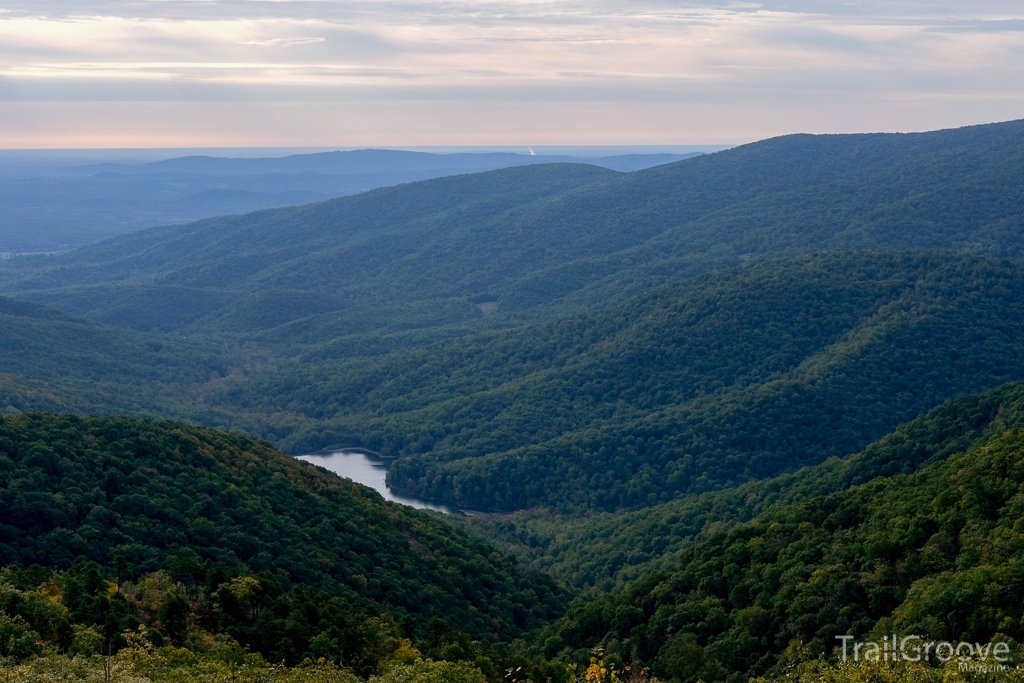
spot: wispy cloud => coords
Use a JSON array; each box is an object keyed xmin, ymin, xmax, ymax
[
  {"xmin": 239, "ymin": 37, "xmax": 326, "ymax": 47},
  {"xmin": 0, "ymin": 0, "xmax": 1022, "ymax": 145}
]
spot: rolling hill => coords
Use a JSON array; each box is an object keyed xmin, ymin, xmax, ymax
[
  {"xmin": 0, "ymin": 413, "xmax": 566, "ymax": 653},
  {"xmin": 195, "ymin": 251, "xmax": 1024, "ymax": 512},
  {"xmin": 2, "ymin": 120, "xmax": 1024, "ymax": 349},
  {"xmin": 5, "ymin": 250, "xmax": 1024, "ymax": 517},
  {"xmin": 518, "ymin": 379, "xmax": 1024, "ymax": 682},
  {"xmin": 0, "ymin": 294, "xmax": 247, "ymax": 427},
  {"xmin": 473, "ymin": 381, "xmax": 1024, "ymax": 590},
  {"xmin": 0, "ymin": 163, "xmax": 615, "ymax": 338}
]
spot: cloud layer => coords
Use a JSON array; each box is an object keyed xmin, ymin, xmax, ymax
[{"xmin": 1, "ymin": 0, "xmax": 1023, "ymax": 146}]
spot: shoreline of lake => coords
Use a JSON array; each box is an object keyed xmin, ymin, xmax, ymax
[{"xmin": 296, "ymin": 449, "xmax": 459, "ymax": 514}]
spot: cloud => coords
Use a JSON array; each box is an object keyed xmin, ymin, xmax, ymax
[
  {"xmin": 239, "ymin": 37, "xmax": 327, "ymax": 47},
  {"xmin": 0, "ymin": 0, "xmax": 1022, "ymax": 145}
]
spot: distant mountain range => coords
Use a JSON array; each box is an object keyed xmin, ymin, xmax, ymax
[
  {"xmin": 0, "ymin": 148, "xmax": 703, "ymax": 253},
  {"xmin": 3, "ymin": 120, "xmax": 1023, "ymax": 347},
  {"xmin": 75, "ymin": 150, "xmax": 702, "ymax": 176}
]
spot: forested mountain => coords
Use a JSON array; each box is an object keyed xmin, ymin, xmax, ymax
[
  {"xmin": 1, "ymin": 148, "xmax": 698, "ymax": 254},
  {"xmin": 519, "ymin": 379, "xmax": 1024, "ymax": 682},
  {"xmin": 474, "ymin": 381, "xmax": 1024, "ymax": 589},
  {"xmin": 0, "ymin": 414, "xmax": 565, "ymax": 658},
  {"xmin": 0, "ymin": 164, "xmax": 615, "ymax": 338},
  {"xmin": 2, "ymin": 120, "xmax": 1024, "ymax": 348},
  {"xmin": 4, "ymin": 121, "xmax": 1024, "ymax": 682},
  {"xmin": 200, "ymin": 251, "xmax": 1024, "ymax": 511},
  {"xmin": 5, "ymin": 251, "xmax": 1024, "ymax": 516},
  {"xmin": 0, "ymin": 294, "xmax": 252, "ymax": 432}
]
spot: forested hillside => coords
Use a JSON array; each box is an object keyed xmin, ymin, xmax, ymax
[
  {"xmin": 2, "ymin": 120, "xmax": 1024, "ymax": 349},
  {"xmin": 201, "ymin": 251, "xmax": 1024, "ymax": 511},
  {"xmin": 474, "ymin": 381, "xmax": 1024, "ymax": 589},
  {"xmin": 0, "ymin": 413, "xmax": 565, "ymax": 656},
  {"xmin": 520, "ymin": 380, "xmax": 1024, "ymax": 682},
  {"xmin": 0, "ymin": 164, "xmax": 616, "ymax": 339},
  {"xmin": 4, "ymin": 122, "xmax": 1024, "ymax": 683},
  {"xmin": 5, "ymin": 251, "xmax": 1024, "ymax": 516},
  {"xmin": 0, "ymin": 294, "xmax": 257, "ymax": 437}
]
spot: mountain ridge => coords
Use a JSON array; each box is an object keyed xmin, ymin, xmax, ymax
[
  {"xmin": 0, "ymin": 412, "xmax": 566, "ymax": 642},
  {"xmin": 6, "ymin": 250, "xmax": 1024, "ymax": 516},
  {"xmin": 471, "ymin": 381, "xmax": 1024, "ymax": 590},
  {"xmin": 3, "ymin": 119, "xmax": 1024, "ymax": 348},
  {"xmin": 517, "ymin": 379, "xmax": 1024, "ymax": 681}
]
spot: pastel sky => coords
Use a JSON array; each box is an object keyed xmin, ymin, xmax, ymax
[{"xmin": 1, "ymin": 0, "xmax": 1023, "ymax": 147}]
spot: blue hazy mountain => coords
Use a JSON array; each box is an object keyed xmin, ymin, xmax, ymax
[{"xmin": 0, "ymin": 148, "xmax": 702, "ymax": 253}]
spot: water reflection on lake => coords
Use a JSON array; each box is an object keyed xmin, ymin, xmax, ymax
[{"xmin": 296, "ymin": 450, "xmax": 457, "ymax": 514}]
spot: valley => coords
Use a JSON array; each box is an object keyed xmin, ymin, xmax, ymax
[{"xmin": 3, "ymin": 121, "xmax": 1024, "ymax": 682}]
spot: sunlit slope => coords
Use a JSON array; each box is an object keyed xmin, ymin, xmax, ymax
[
  {"xmin": 0, "ymin": 413, "xmax": 565, "ymax": 640},
  {"xmin": 521, "ymin": 380, "xmax": 1024, "ymax": 682},
  {"xmin": 3, "ymin": 120, "xmax": 1024, "ymax": 345},
  {"xmin": 205, "ymin": 252, "xmax": 1024, "ymax": 511}
]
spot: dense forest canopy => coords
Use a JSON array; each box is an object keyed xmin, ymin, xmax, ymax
[
  {"xmin": 0, "ymin": 414, "xmax": 565, "ymax": 644},
  {"xmin": 271, "ymin": 251, "xmax": 1024, "ymax": 511},
  {"xmin": 0, "ymin": 295, "xmax": 244, "ymax": 424},
  {"xmin": 518, "ymin": 380, "xmax": 1024, "ymax": 683},
  {"xmin": 473, "ymin": 381, "xmax": 1024, "ymax": 590},
  {"xmin": 5, "ymin": 250, "xmax": 1024, "ymax": 515},
  {"xmin": 7, "ymin": 387, "xmax": 1024, "ymax": 681}
]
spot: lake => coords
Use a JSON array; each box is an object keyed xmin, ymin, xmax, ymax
[{"xmin": 295, "ymin": 449, "xmax": 457, "ymax": 514}]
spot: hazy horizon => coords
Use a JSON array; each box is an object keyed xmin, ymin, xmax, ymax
[
  {"xmin": 0, "ymin": 143, "xmax": 718, "ymax": 253},
  {"xmin": 2, "ymin": 0, "xmax": 1022, "ymax": 148},
  {"xmin": 0, "ymin": 144, "xmax": 729, "ymax": 159}
]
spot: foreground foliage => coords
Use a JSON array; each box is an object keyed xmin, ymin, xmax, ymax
[
  {"xmin": 0, "ymin": 414, "xmax": 565, "ymax": 651},
  {"xmin": 0, "ymin": 634, "xmax": 485, "ymax": 683},
  {"xmin": 755, "ymin": 658, "xmax": 1024, "ymax": 683},
  {"xmin": 522, "ymin": 385, "xmax": 1024, "ymax": 682}
]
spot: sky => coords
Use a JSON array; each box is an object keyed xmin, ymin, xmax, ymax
[{"xmin": 0, "ymin": 0, "xmax": 1023, "ymax": 148}]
